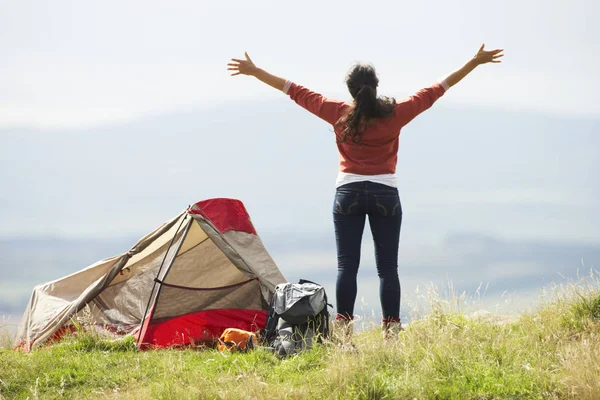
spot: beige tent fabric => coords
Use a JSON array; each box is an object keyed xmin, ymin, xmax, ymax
[
  {"xmin": 94, "ymin": 226, "xmax": 188, "ymax": 326},
  {"xmin": 222, "ymin": 230, "xmax": 287, "ymax": 298},
  {"xmin": 15, "ymin": 211, "xmax": 189, "ymax": 350},
  {"xmin": 15, "ymin": 255, "xmax": 122, "ymax": 351},
  {"xmin": 176, "ymin": 218, "xmax": 208, "ymax": 256},
  {"xmin": 125, "ymin": 214, "xmax": 189, "ymax": 270},
  {"xmin": 163, "ymin": 235, "xmax": 252, "ymax": 288},
  {"xmin": 193, "ymin": 216, "xmax": 286, "ymax": 301},
  {"xmin": 150, "ymin": 231, "xmax": 260, "ymax": 320}
]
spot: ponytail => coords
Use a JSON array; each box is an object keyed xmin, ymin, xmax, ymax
[
  {"xmin": 356, "ymin": 85, "xmax": 378, "ymax": 117},
  {"xmin": 337, "ymin": 63, "xmax": 395, "ymax": 144}
]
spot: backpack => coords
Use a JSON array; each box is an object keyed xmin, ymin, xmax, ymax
[{"xmin": 261, "ymin": 279, "xmax": 331, "ymax": 357}]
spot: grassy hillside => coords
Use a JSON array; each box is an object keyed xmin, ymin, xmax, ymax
[{"xmin": 1, "ymin": 276, "xmax": 599, "ymax": 400}]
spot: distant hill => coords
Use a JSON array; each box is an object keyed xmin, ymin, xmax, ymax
[{"xmin": 0, "ymin": 101, "xmax": 598, "ymax": 240}]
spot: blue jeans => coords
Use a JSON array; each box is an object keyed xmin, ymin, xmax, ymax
[{"xmin": 333, "ymin": 181, "xmax": 402, "ymax": 320}]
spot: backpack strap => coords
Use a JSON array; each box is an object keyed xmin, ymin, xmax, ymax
[
  {"xmin": 260, "ymin": 292, "xmax": 280, "ymax": 346},
  {"xmin": 298, "ymin": 278, "xmax": 319, "ymax": 286}
]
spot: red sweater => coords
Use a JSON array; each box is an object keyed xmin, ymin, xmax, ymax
[{"xmin": 285, "ymin": 82, "xmax": 446, "ymax": 175}]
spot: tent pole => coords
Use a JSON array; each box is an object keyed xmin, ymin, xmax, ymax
[
  {"xmin": 143, "ymin": 214, "xmax": 193, "ymax": 342},
  {"xmin": 137, "ymin": 214, "xmax": 189, "ymax": 346}
]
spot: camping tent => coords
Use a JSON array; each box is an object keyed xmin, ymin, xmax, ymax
[{"xmin": 15, "ymin": 198, "xmax": 287, "ymax": 351}]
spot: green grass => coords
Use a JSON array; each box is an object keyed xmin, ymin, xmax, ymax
[{"xmin": 1, "ymin": 274, "xmax": 599, "ymax": 399}]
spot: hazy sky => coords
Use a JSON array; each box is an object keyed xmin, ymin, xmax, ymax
[
  {"xmin": 1, "ymin": 0, "xmax": 598, "ymax": 128},
  {"xmin": 1, "ymin": 1, "xmax": 599, "ymax": 320}
]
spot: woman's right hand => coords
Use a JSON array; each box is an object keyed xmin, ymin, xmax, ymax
[
  {"xmin": 473, "ymin": 44, "xmax": 504, "ymax": 65},
  {"xmin": 443, "ymin": 44, "xmax": 504, "ymax": 88}
]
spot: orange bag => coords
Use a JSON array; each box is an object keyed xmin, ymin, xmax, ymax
[{"xmin": 217, "ymin": 328, "xmax": 259, "ymax": 352}]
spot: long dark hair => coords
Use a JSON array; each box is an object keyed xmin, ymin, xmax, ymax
[{"xmin": 336, "ymin": 63, "xmax": 396, "ymax": 144}]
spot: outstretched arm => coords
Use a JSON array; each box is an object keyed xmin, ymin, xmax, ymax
[
  {"xmin": 227, "ymin": 52, "xmax": 286, "ymax": 91},
  {"xmin": 394, "ymin": 44, "xmax": 504, "ymax": 127},
  {"xmin": 444, "ymin": 44, "xmax": 504, "ymax": 88},
  {"xmin": 227, "ymin": 52, "xmax": 347, "ymax": 125}
]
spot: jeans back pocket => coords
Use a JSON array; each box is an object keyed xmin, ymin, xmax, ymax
[
  {"xmin": 334, "ymin": 191, "xmax": 361, "ymax": 215},
  {"xmin": 373, "ymin": 194, "xmax": 401, "ymax": 217}
]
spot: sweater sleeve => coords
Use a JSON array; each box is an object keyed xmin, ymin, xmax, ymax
[
  {"xmin": 284, "ymin": 81, "xmax": 347, "ymax": 126},
  {"xmin": 395, "ymin": 82, "xmax": 447, "ymax": 127}
]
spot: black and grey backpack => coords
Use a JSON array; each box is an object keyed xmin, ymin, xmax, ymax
[{"xmin": 261, "ymin": 279, "xmax": 331, "ymax": 357}]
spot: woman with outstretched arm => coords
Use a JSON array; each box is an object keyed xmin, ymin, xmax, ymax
[{"xmin": 227, "ymin": 44, "xmax": 503, "ymax": 340}]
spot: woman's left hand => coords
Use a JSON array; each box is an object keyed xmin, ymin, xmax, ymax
[{"xmin": 228, "ymin": 52, "xmax": 258, "ymax": 76}]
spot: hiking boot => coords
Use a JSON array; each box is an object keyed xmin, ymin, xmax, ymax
[
  {"xmin": 338, "ymin": 340, "xmax": 358, "ymax": 353},
  {"xmin": 382, "ymin": 319, "xmax": 404, "ymax": 340},
  {"xmin": 330, "ymin": 316, "xmax": 354, "ymax": 346}
]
